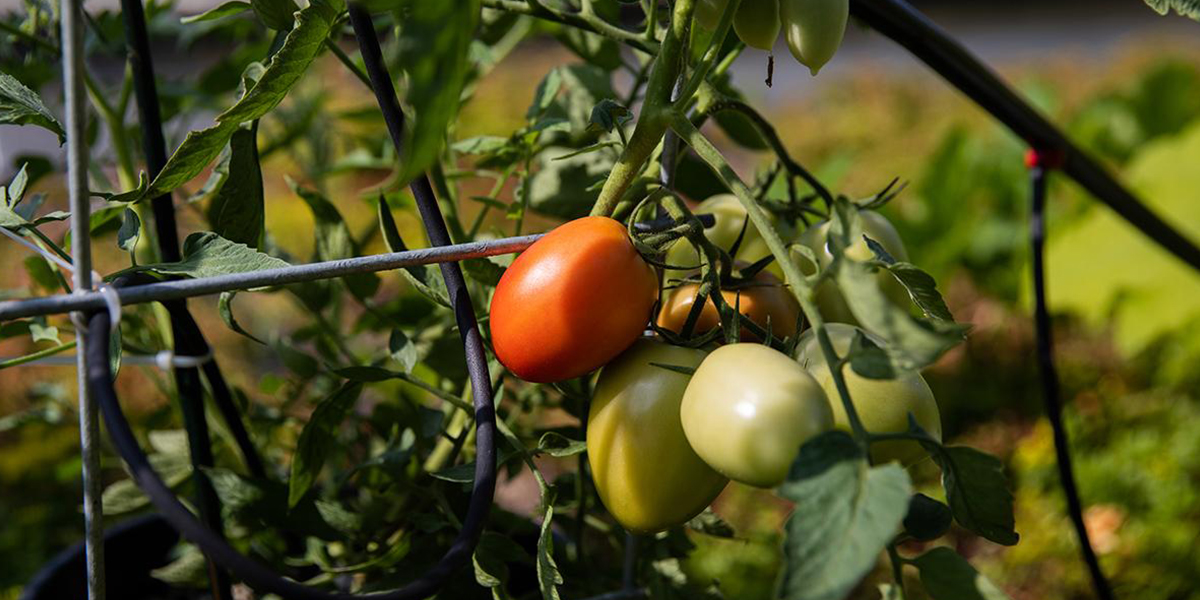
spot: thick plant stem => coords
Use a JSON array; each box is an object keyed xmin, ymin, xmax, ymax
[
  {"xmin": 670, "ymin": 113, "xmax": 870, "ymax": 445},
  {"xmin": 591, "ymin": 0, "xmax": 699, "ymax": 217}
]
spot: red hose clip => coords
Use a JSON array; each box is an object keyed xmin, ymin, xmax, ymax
[{"xmin": 1024, "ymin": 147, "xmax": 1067, "ymax": 171}]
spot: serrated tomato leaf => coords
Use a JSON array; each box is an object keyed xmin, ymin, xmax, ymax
[{"xmin": 777, "ymin": 432, "xmax": 912, "ymax": 600}]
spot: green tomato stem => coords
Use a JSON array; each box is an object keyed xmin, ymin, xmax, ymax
[
  {"xmin": 480, "ymin": 0, "xmax": 659, "ymax": 55},
  {"xmin": 324, "ymin": 38, "xmax": 372, "ymax": 89},
  {"xmin": 669, "ymin": 112, "xmax": 872, "ymax": 446},
  {"xmin": 886, "ymin": 543, "xmax": 908, "ymax": 598},
  {"xmin": 0, "ymin": 341, "xmax": 77, "ymax": 370},
  {"xmin": 676, "ymin": 0, "xmax": 744, "ymax": 108},
  {"xmin": 703, "ymin": 98, "xmax": 834, "ymax": 206},
  {"xmin": 591, "ymin": 0, "xmax": 703, "ymax": 217}
]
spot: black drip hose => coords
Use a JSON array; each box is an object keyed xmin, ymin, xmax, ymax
[
  {"xmin": 119, "ymin": 1, "xmax": 235, "ymax": 596},
  {"xmin": 88, "ymin": 4, "xmax": 498, "ymax": 598},
  {"xmin": 850, "ymin": 0, "xmax": 1200, "ymax": 273},
  {"xmin": 118, "ymin": 0, "xmax": 265, "ymax": 482},
  {"xmin": 1029, "ymin": 164, "xmax": 1116, "ymax": 600}
]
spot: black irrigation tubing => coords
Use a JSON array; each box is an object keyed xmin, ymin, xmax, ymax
[
  {"xmin": 850, "ymin": 0, "xmax": 1200, "ymax": 275},
  {"xmin": 119, "ymin": 0, "xmax": 266, "ymax": 483},
  {"xmin": 344, "ymin": 4, "xmax": 499, "ymax": 590},
  {"xmin": 1029, "ymin": 162, "xmax": 1116, "ymax": 600},
  {"xmin": 119, "ymin": 1, "xmax": 232, "ymax": 596}
]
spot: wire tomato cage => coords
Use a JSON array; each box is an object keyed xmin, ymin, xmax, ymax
[{"xmin": 4, "ymin": 1, "xmax": 1199, "ymax": 599}]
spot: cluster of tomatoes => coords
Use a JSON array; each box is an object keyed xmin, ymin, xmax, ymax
[
  {"xmin": 488, "ymin": 200, "xmax": 941, "ymax": 534},
  {"xmin": 696, "ymin": 0, "xmax": 850, "ymax": 75}
]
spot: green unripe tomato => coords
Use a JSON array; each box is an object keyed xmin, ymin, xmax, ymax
[
  {"xmin": 795, "ymin": 210, "xmax": 910, "ymax": 324},
  {"xmin": 680, "ymin": 343, "xmax": 833, "ymax": 488},
  {"xmin": 734, "ymin": 0, "xmax": 781, "ymax": 50},
  {"xmin": 796, "ymin": 324, "xmax": 942, "ymax": 465},
  {"xmin": 663, "ymin": 194, "xmax": 784, "ymax": 282},
  {"xmin": 781, "ymin": 0, "xmax": 849, "ymax": 75},
  {"xmin": 588, "ymin": 340, "xmax": 728, "ymax": 533},
  {"xmin": 694, "ymin": 0, "xmax": 730, "ymax": 30}
]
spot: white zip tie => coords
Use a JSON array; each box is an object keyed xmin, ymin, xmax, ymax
[{"xmin": 0, "ymin": 225, "xmax": 121, "ymax": 334}]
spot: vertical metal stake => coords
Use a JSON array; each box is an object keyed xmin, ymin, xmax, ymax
[{"xmin": 63, "ymin": 0, "xmax": 105, "ymax": 598}]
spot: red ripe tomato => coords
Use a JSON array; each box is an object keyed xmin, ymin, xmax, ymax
[{"xmin": 489, "ymin": 216, "xmax": 659, "ymax": 383}]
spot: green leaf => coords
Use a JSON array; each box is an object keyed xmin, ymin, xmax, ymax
[
  {"xmin": 474, "ymin": 531, "xmax": 532, "ymax": 599},
  {"xmin": 526, "ymin": 67, "xmax": 564, "ymax": 120},
  {"xmin": 378, "ymin": 198, "xmax": 451, "ymax": 307},
  {"xmin": 220, "ymin": 0, "xmax": 339, "ymax": 125},
  {"xmin": 127, "ymin": 232, "xmax": 289, "ymax": 282},
  {"xmin": 181, "ymin": 1, "xmax": 252, "ymax": 24},
  {"xmin": 903, "ymin": 493, "xmax": 953, "ymax": 542},
  {"xmin": 462, "ymin": 257, "xmax": 506, "ymax": 286},
  {"xmin": 151, "ymin": 544, "xmax": 209, "ymax": 587},
  {"xmin": 29, "ymin": 322, "xmax": 59, "ymax": 344},
  {"xmin": 252, "ymin": 0, "xmax": 299, "ymax": 29},
  {"xmin": 275, "ymin": 342, "xmax": 319, "ymax": 377},
  {"xmin": 132, "ymin": 0, "xmax": 339, "ymax": 202},
  {"xmin": 0, "ymin": 72, "xmax": 65, "ymax": 143},
  {"xmin": 8, "ymin": 163, "xmax": 29, "ymax": 206},
  {"xmin": 289, "ymin": 178, "xmax": 353, "ymax": 261},
  {"xmin": 391, "ymin": 0, "xmax": 481, "ymax": 187},
  {"xmin": 535, "ymin": 432, "xmax": 586, "ymax": 458},
  {"xmin": 218, "ymin": 292, "xmax": 265, "ymax": 344},
  {"xmin": 883, "ymin": 262, "xmax": 955, "ymax": 322},
  {"xmin": 830, "ymin": 199, "xmax": 966, "ymax": 370},
  {"xmin": 117, "ymin": 207, "xmax": 141, "ymax": 254},
  {"xmin": 452, "ymin": 135, "xmax": 510, "ymax": 156},
  {"xmin": 0, "ymin": 204, "xmax": 25, "ymax": 227},
  {"xmin": 528, "ymin": 145, "xmax": 614, "ymax": 220},
  {"xmin": 922, "ymin": 443, "xmax": 1019, "ymax": 546},
  {"xmin": 389, "ymin": 329, "xmax": 419, "ymax": 373},
  {"xmin": 537, "ymin": 502, "xmax": 563, "ymax": 600},
  {"xmin": 847, "ymin": 331, "xmax": 896, "ymax": 380},
  {"xmin": 288, "ymin": 382, "xmax": 362, "ymax": 507},
  {"xmin": 429, "ymin": 449, "xmax": 518, "ymax": 483},
  {"xmin": 334, "ymin": 366, "xmax": 397, "ymax": 382},
  {"xmin": 555, "ymin": 64, "xmax": 618, "ymax": 134},
  {"xmin": 102, "ymin": 453, "xmax": 191, "ymax": 515},
  {"xmin": 314, "ymin": 499, "xmax": 363, "ymax": 535},
  {"xmin": 911, "ymin": 547, "xmax": 1012, "ymax": 600},
  {"xmin": 777, "ymin": 432, "xmax": 912, "ymax": 600},
  {"xmin": 207, "ymin": 126, "xmax": 264, "ymax": 248},
  {"xmin": 1145, "ymin": 0, "xmax": 1200, "ymax": 19},
  {"xmin": 554, "ymin": 20, "xmax": 622, "ymax": 72},
  {"xmin": 586, "ymin": 98, "xmax": 632, "ymax": 134}
]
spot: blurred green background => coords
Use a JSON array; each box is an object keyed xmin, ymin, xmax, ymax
[{"xmin": 3, "ymin": 2, "xmax": 1200, "ymax": 599}]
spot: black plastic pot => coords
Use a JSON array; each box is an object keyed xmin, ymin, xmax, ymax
[{"xmin": 21, "ymin": 514, "xmax": 182, "ymax": 600}]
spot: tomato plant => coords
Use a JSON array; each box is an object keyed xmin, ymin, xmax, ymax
[
  {"xmin": 588, "ymin": 339, "xmax": 727, "ymax": 533},
  {"xmin": 0, "ymin": 0, "xmax": 1059, "ymax": 597}
]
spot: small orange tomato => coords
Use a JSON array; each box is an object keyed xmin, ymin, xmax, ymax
[
  {"xmin": 657, "ymin": 269, "xmax": 801, "ymax": 341},
  {"xmin": 489, "ymin": 216, "xmax": 658, "ymax": 383}
]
